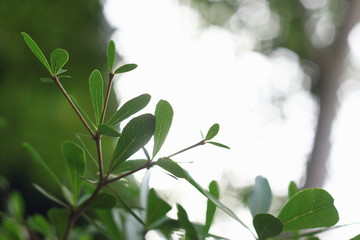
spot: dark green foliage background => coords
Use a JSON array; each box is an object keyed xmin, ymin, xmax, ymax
[{"xmin": 0, "ymin": 0, "xmax": 112, "ymax": 214}]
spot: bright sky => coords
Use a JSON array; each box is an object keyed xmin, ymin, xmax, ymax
[{"xmin": 104, "ymin": 0, "xmax": 360, "ymax": 239}]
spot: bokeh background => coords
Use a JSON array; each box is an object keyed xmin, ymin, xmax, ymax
[{"xmin": 2, "ymin": 0, "xmax": 360, "ymax": 239}]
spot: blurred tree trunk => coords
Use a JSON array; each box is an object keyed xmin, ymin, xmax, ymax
[{"xmin": 304, "ymin": 0, "xmax": 360, "ymax": 188}]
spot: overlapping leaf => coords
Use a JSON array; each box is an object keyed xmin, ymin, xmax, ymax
[
  {"xmin": 248, "ymin": 176, "xmax": 272, "ymax": 217},
  {"xmin": 253, "ymin": 213, "xmax": 282, "ymax": 240},
  {"xmin": 110, "ymin": 114, "xmax": 155, "ymax": 172},
  {"xmin": 107, "ymin": 94, "xmax": 151, "ymax": 126}
]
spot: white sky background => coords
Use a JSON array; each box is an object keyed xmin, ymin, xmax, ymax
[{"xmin": 103, "ymin": 0, "xmax": 360, "ymax": 239}]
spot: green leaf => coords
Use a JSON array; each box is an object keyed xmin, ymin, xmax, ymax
[
  {"xmin": 278, "ymin": 188, "xmax": 339, "ymax": 231},
  {"xmin": 88, "ymin": 193, "xmax": 117, "ymax": 209},
  {"xmin": 110, "ymin": 114, "xmax": 155, "ymax": 172},
  {"xmin": 204, "ymin": 180, "xmax": 219, "ymax": 237},
  {"xmin": 107, "ymin": 40, "xmax": 116, "ymax": 72},
  {"xmin": 350, "ymin": 235, "xmax": 360, "ymax": 240},
  {"xmin": 177, "ymin": 204, "xmax": 199, "ymax": 240},
  {"xmin": 89, "ymin": 69, "xmax": 104, "ymax": 125},
  {"xmin": 7, "ymin": 191, "xmax": 25, "ymax": 220},
  {"xmin": 205, "ymin": 124, "xmax": 219, "ymax": 141},
  {"xmin": 253, "ymin": 214, "xmax": 283, "ymax": 240},
  {"xmin": 146, "ymin": 188, "xmax": 172, "ymax": 228},
  {"xmin": 114, "ymin": 63, "xmax": 138, "ymax": 74},
  {"xmin": 69, "ymin": 95, "xmax": 96, "ymax": 130},
  {"xmin": 21, "ymin": 32, "xmax": 52, "ymax": 74},
  {"xmin": 98, "ymin": 123, "xmax": 120, "ymax": 137},
  {"xmin": 107, "ymin": 94, "xmax": 151, "ymax": 126},
  {"xmin": 62, "ymin": 141, "xmax": 86, "ymax": 203},
  {"xmin": 248, "ymin": 176, "xmax": 272, "ymax": 217},
  {"xmin": 153, "ymin": 100, "xmax": 174, "ymax": 158},
  {"xmin": 206, "ymin": 141, "xmax": 230, "ymax": 149},
  {"xmin": 23, "ymin": 143, "xmax": 62, "ymax": 188},
  {"xmin": 111, "ymin": 159, "xmax": 148, "ymax": 174},
  {"xmin": 58, "ymin": 75, "xmax": 71, "ymax": 79},
  {"xmin": 33, "ymin": 184, "xmax": 67, "ymax": 207},
  {"xmin": 156, "ymin": 158, "xmax": 251, "ymax": 231},
  {"xmin": 27, "ymin": 214, "xmax": 52, "ymax": 237},
  {"xmin": 47, "ymin": 208, "xmax": 69, "ymax": 240},
  {"xmin": 50, "ymin": 48, "xmax": 69, "ymax": 75},
  {"xmin": 95, "ymin": 210, "xmax": 125, "ymax": 239},
  {"xmin": 288, "ymin": 181, "xmax": 298, "ymax": 198}
]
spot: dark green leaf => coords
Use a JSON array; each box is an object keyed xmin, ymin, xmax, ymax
[
  {"xmin": 89, "ymin": 69, "xmax": 104, "ymax": 124},
  {"xmin": 98, "ymin": 123, "xmax": 120, "ymax": 137},
  {"xmin": 350, "ymin": 235, "xmax": 360, "ymax": 240},
  {"xmin": 278, "ymin": 188, "xmax": 339, "ymax": 231},
  {"xmin": 62, "ymin": 141, "xmax": 86, "ymax": 203},
  {"xmin": 107, "ymin": 40, "xmax": 116, "ymax": 72},
  {"xmin": 96, "ymin": 209, "xmax": 125, "ymax": 239},
  {"xmin": 23, "ymin": 143, "xmax": 62, "ymax": 187},
  {"xmin": 205, "ymin": 124, "xmax": 219, "ymax": 141},
  {"xmin": 156, "ymin": 157, "xmax": 251, "ymax": 231},
  {"xmin": 207, "ymin": 141, "xmax": 230, "ymax": 149},
  {"xmin": 50, "ymin": 48, "xmax": 69, "ymax": 75},
  {"xmin": 253, "ymin": 213, "xmax": 283, "ymax": 240},
  {"xmin": 21, "ymin": 32, "xmax": 52, "ymax": 74},
  {"xmin": 27, "ymin": 214, "xmax": 52, "ymax": 237},
  {"xmin": 177, "ymin": 204, "xmax": 199, "ymax": 240},
  {"xmin": 7, "ymin": 191, "xmax": 24, "ymax": 220},
  {"xmin": 114, "ymin": 63, "xmax": 138, "ymax": 74},
  {"xmin": 288, "ymin": 181, "xmax": 298, "ymax": 198},
  {"xmin": 204, "ymin": 180, "xmax": 219, "ymax": 237},
  {"xmin": 33, "ymin": 184, "xmax": 67, "ymax": 207},
  {"xmin": 107, "ymin": 93, "xmax": 151, "ymax": 126},
  {"xmin": 47, "ymin": 208, "xmax": 69, "ymax": 240},
  {"xmin": 58, "ymin": 75, "xmax": 71, "ymax": 79},
  {"xmin": 88, "ymin": 193, "xmax": 117, "ymax": 209},
  {"xmin": 146, "ymin": 188, "xmax": 172, "ymax": 228},
  {"xmin": 110, "ymin": 114, "xmax": 155, "ymax": 172},
  {"xmin": 153, "ymin": 100, "xmax": 174, "ymax": 157},
  {"xmin": 111, "ymin": 159, "xmax": 148, "ymax": 174},
  {"xmin": 248, "ymin": 176, "xmax": 272, "ymax": 217}
]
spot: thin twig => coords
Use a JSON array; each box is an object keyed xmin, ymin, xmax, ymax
[{"xmin": 52, "ymin": 76, "xmax": 95, "ymax": 137}]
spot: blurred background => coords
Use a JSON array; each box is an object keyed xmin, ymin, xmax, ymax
[{"xmin": 1, "ymin": 0, "xmax": 360, "ymax": 239}]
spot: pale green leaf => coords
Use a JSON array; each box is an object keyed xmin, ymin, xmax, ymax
[
  {"xmin": 33, "ymin": 184, "xmax": 67, "ymax": 207},
  {"xmin": 21, "ymin": 32, "xmax": 52, "ymax": 74},
  {"xmin": 111, "ymin": 159, "xmax": 148, "ymax": 174},
  {"xmin": 89, "ymin": 69, "xmax": 104, "ymax": 124},
  {"xmin": 153, "ymin": 100, "xmax": 173, "ymax": 157},
  {"xmin": 107, "ymin": 93, "xmax": 151, "ymax": 126},
  {"xmin": 248, "ymin": 176, "xmax": 272, "ymax": 217},
  {"xmin": 50, "ymin": 48, "xmax": 69, "ymax": 75}
]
